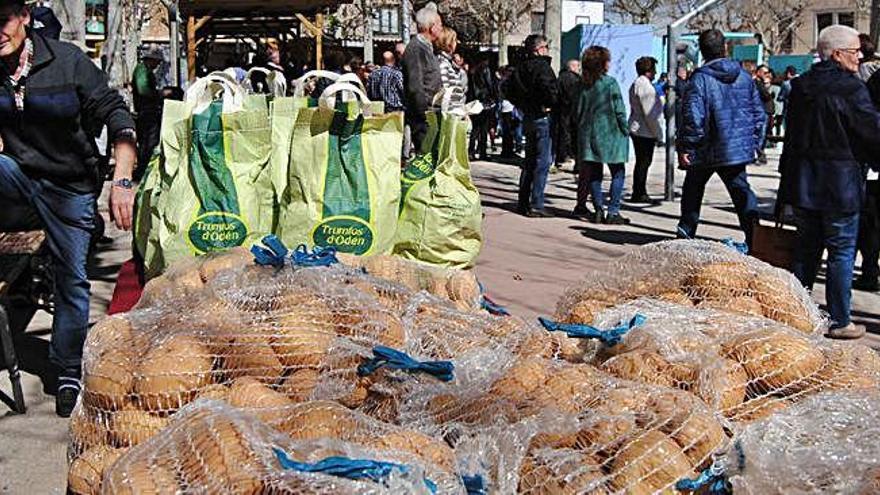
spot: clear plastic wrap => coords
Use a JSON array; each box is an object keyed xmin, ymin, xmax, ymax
[
  {"xmin": 71, "ymin": 247, "xmax": 529, "ymax": 458},
  {"xmin": 398, "ymin": 357, "xmax": 730, "ymax": 494},
  {"xmin": 555, "ymin": 240, "xmax": 825, "ymax": 334},
  {"xmin": 725, "ymin": 390, "xmax": 880, "ymax": 495},
  {"xmin": 578, "ymin": 298, "xmax": 880, "ymax": 423},
  {"xmin": 99, "ymin": 400, "xmax": 466, "ymax": 494}
]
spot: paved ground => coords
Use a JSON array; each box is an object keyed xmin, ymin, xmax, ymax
[{"xmin": 1, "ymin": 146, "xmax": 878, "ymax": 494}]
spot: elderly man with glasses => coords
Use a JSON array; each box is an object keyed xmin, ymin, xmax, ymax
[{"xmin": 779, "ymin": 25, "xmax": 880, "ymax": 339}]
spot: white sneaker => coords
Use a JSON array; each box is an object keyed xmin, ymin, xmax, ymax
[{"xmin": 826, "ymin": 323, "xmax": 866, "ymax": 340}]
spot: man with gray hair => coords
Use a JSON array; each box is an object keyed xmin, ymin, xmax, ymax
[
  {"xmin": 779, "ymin": 24, "xmax": 880, "ymax": 339},
  {"xmin": 401, "ymin": 2, "xmax": 442, "ymax": 155}
]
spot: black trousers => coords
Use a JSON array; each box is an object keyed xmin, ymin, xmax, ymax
[
  {"xmin": 554, "ymin": 112, "xmax": 573, "ymax": 165},
  {"xmin": 858, "ymin": 180, "xmax": 880, "ymax": 281},
  {"xmin": 135, "ymin": 112, "xmax": 161, "ymax": 180},
  {"xmin": 630, "ymin": 135, "xmax": 656, "ymax": 198},
  {"xmin": 469, "ymin": 109, "xmax": 492, "ymax": 159}
]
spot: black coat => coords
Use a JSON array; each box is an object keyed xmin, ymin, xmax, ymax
[
  {"xmin": 514, "ymin": 55, "xmax": 558, "ymax": 118},
  {"xmin": 557, "ymin": 68, "xmax": 582, "ymax": 117},
  {"xmin": 0, "ymin": 32, "xmax": 134, "ymax": 192},
  {"xmin": 780, "ymin": 61, "xmax": 880, "ymax": 213},
  {"xmin": 401, "ymin": 35, "xmax": 441, "ymax": 118}
]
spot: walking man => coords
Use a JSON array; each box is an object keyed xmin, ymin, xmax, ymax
[
  {"xmin": 131, "ymin": 46, "xmax": 163, "ymax": 179},
  {"xmin": 0, "ymin": 0, "xmax": 136, "ymax": 416},
  {"xmin": 401, "ymin": 2, "xmax": 442, "ymax": 156},
  {"xmin": 554, "ymin": 59, "xmax": 581, "ymax": 170},
  {"xmin": 676, "ymin": 29, "xmax": 764, "ymax": 247},
  {"xmin": 628, "ymin": 56, "xmax": 663, "ymax": 203},
  {"xmin": 780, "ymin": 25, "xmax": 880, "ymax": 338},
  {"xmin": 509, "ymin": 34, "xmax": 558, "ymax": 217}
]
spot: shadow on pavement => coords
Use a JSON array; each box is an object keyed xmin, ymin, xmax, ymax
[{"xmin": 570, "ymin": 225, "xmax": 673, "ymax": 246}]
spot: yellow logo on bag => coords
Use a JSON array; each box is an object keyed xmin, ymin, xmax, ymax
[{"xmin": 311, "ymin": 216, "xmax": 374, "ymax": 255}]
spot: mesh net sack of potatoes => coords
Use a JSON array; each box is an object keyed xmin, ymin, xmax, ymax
[
  {"xmin": 554, "ymin": 239, "xmax": 824, "ymax": 334},
  {"xmin": 89, "ymin": 399, "xmax": 466, "ymax": 495},
  {"xmin": 724, "ymin": 390, "xmax": 880, "ymax": 495},
  {"xmin": 576, "ymin": 298, "xmax": 880, "ymax": 424},
  {"xmin": 71, "ymin": 246, "xmax": 527, "ymax": 457}
]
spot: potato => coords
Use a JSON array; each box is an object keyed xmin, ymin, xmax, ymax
[
  {"xmin": 85, "ymin": 316, "xmax": 133, "ymax": 356},
  {"xmin": 693, "ymin": 358, "xmax": 749, "ymax": 412},
  {"xmin": 662, "ymin": 411, "xmax": 727, "ymax": 467},
  {"xmin": 67, "ymin": 445, "xmax": 127, "ymax": 495},
  {"xmin": 270, "ymin": 301, "xmax": 336, "ymax": 369},
  {"xmin": 198, "ymin": 246, "xmax": 251, "ymax": 283},
  {"xmin": 446, "ymin": 270, "xmax": 481, "ymax": 309},
  {"xmin": 527, "ymin": 365, "xmax": 602, "ymax": 415},
  {"xmin": 601, "ymin": 351, "xmax": 680, "ymax": 388},
  {"xmin": 519, "ymin": 451, "xmax": 608, "ymax": 495},
  {"xmin": 654, "ymin": 290, "xmax": 694, "ymax": 306},
  {"xmin": 489, "ymin": 357, "xmax": 549, "ymax": 401},
  {"xmin": 721, "ymin": 328, "xmax": 825, "ymax": 394},
  {"xmin": 699, "ymin": 296, "xmax": 764, "ymax": 318},
  {"xmin": 223, "ymin": 335, "xmax": 286, "ymax": 384},
  {"xmin": 574, "ymin": 415, "xmax": 638, "ymax": 457},
  {"xmin": 724, "ymin": 396, "xmax": 790, "ymax": 422},
  {"xmin": 110, "ymin": 407, "xmax": 169, "ymax": 447},
  {"xmin": 608, "ymin": 430, "xmax": 694, "ymax": 494},
  {"xmin": 683, "ymin": 261, "xmax": 753, "ymax": 301},
  {"xmin": 815, "ymin": 344, "xmax": 880, "ymax": 391},
  {"xmin": 279, "ymin": 401, "xmax": 358, "ymax": 440},
  {"xmin": 83, "ymin": 346, "xmax": 136, "ymax": 411},
  {"xmin": 134, "ymin": 335, "xmax": 214, "ymax": 412},
  {"xmin": 560, "ymin": 298, "xmax": 612, "ymax": 325},
  {"xmin": 194, "ymin": 383, "xmax": 229, "ymax": 402},
  {"xmin": 177, "ymin": 413, "xmax": 264, "ymax": 494},
  {"xmin": 277, "ymin": 368, "xmax": 320, "ymax": 402},
  {"xmin": 104, "ymin": 459, "xmax": 179, "ymax": 495},
  {"xmin": 750, "ymin": 273, "xmax": 814, "ymax": 332},
  {"xmin": 366, "ymin": 429, "xmax": 457, "ymax": 473},
  {"xmin": 70, "ymin": 408, "xmax": 110, "ymax": 451},
  {"xmin": 227, "ymin": 377, "xmax": 292, "ymax": 427}
]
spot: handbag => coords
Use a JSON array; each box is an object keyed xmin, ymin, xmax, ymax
[{"xmin": 750, "ymin": 204, "xmax": 797, "ymax": 269}]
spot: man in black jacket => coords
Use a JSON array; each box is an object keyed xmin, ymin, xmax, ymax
[
  {"xmin": 554, "ymin": 59, "xmax": 581, "ymax": 170},
  {"xmin": 511, "ymin": 34, "xmax": 558, "ymax": 217},
  {"xmin": 401, "ymin": 2, "xmax": 442, "ymax": 157},
  {"xmin": 0, "ymin": 0, "xmax": 136, "ymax": 415},
  {"xmin": 779, "ymin": 25, "xmax": 880, "ymax": 339}
]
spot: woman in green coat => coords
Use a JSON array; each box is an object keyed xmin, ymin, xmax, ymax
[{"xmin": 575, "ymin": 46, "xmax": 630, "ymax": 224}]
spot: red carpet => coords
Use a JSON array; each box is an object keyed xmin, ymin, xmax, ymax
[{"xmin": 107, "ymin": 258, "xmax": 144, "ymax": 315}]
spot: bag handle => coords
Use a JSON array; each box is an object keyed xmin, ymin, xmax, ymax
[
  {"xmin": 185, "ymin": 72, "xmax": 245, "ymax": 113},
  {"xmin": 243, "ymin": 67, "xmax": 288, "ymax": 97},
  {"xmin": 431, "ymin": 87, "xmax": 483, "ymax": 116},
  {"xmin": 292, "ymin": 71, "xmax": 366, "ymax": 98},
  {"xmin": 318, "ymin": 82, "xmax": 371, "ymax": 111}
]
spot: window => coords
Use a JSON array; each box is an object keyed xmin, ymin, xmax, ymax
[
  {"xmin": 531, "ymin": 12, "xmax": 545, "ymax": 34},
  {"xmin": 816, "ymin": 11, "xmax": 857, "ymax": 43},
  {"xmin": 372, "ymin": 7, "xmax": 399, "ymax": 36}
]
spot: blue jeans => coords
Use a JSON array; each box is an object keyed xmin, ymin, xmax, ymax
[
  {"xmin": 792, "ymin": 209, "xmax": 859, "ymax": 329},
  {"xmin": 0, "ymin": 154, "xmax": 95, "ymax": 378},
  {"xmin": 584, "ymin": 162, "xmax": 625, "ymax": 215},
  {"xmin": 677, "ymin": 165, "xmax": 758, "ymax": 247},
  {"xmin": 518, "ymin": 116, "xmax": 553, "ymax": 211}
]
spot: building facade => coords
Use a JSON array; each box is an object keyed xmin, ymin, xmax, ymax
[{"xmin": 790, "ymin": 0, "xmax": 870, "ymax": 54}]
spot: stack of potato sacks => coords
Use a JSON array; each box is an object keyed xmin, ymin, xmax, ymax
[
  {"xmin": 68, "ymin": 246, "xmax": 539, "ymax": 494},
  {"xmin": 68, "ymin": 239, "xmax": 880, "ymax": 494}
]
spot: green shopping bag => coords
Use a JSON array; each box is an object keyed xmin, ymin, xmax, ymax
[
  {"xmin": 275, "ymin": 82, "xmax": 402, "ymax": 255},
  {"xmin": 393, "ymin": 98, "xmax": 483, "ymax": 268},
  {"xmin": 136, "ymin": 73, "xmax": 274, "ymax": 278}
]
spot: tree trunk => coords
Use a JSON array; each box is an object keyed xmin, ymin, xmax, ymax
[
  {"xmin": 57, "ymin": 0, "xmax": 87, "ymax": 47},
  {"xmin": 872, "ymin": 0, "xmax": 880, "ymax": 47},
  {"xmin": 363, "ymin": 0, "xmax": 374, "ymax": 63},
  {"xmin": 498, "ymin": 29, "xmax": 508, "ymax": 66},
  {"xmin": 543, "ymin": 0, "xmax": 561, "ymax": 72}
]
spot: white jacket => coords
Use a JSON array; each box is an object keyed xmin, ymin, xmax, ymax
[{"xmin": 628, "ymin": 75, "xmax": 663, "ymax": 139}]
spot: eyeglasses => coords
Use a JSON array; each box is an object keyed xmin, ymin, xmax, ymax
[{"xmin": 837, "ymin": 47, "xmax": 861, "ymax": 55}]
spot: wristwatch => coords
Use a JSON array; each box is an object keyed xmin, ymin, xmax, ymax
[{"xmin": 112, "ymin": 178, "xmax": 134, "ymax": 190}]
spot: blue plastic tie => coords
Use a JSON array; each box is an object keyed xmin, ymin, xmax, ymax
[
  {"xmin": 477, "ymin": 281, "xmax": 510, "ymax": 316},
  {"xmin": 292, "ymin": 244, "xmax": 339, "ymax": 267},
  {"xmin": 461, "ymin": 474, "xmax": 487, "ymax": 495},
  {"xmin": 357, "ymin": 346, "xmax": 454, "ymax": 382},
  {"xmin": 721, "ymin": 237, "xmax": 749, "ymax": 255},
  {"xmin": 274, "ymin": 449, "xmax": 437, "ymax": 493},
  {"xmin": 251, "ymin": 235, "xmax": 290, "ymax": 267},
  {"xmin": 675, "ymin": 463, "xmax": 729, "ymax": 494},
  {"xmin": 538, "ymin": 314, "xmax": 647, "ymax": 346}
]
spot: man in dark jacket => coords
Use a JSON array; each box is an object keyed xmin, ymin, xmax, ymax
[
  {"xmin": 780, "ymin": 25, "xmax": 880, "ymax": 339},
  {"xmin": 0, "ymin": 0, "xmax": 136, "ymax": 416},
  {"xmin": 554, "ymin": 59, "xmax": 581, "ymax": 169},
  {"xmin": 511, "ymin": 34, "xmax": 558, "ymax": 217},
  {"xmin": 676, "ymin": 29, "xmax": 764, "ymax": 247},
  {"xmin": 401, "ymin": 2, "xmax": 442, "ymax": 156}
]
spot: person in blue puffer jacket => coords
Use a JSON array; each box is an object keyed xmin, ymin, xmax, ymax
[{"xmin": 675, "ymin": 29, "xmax": 766, "ymax": 247}]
